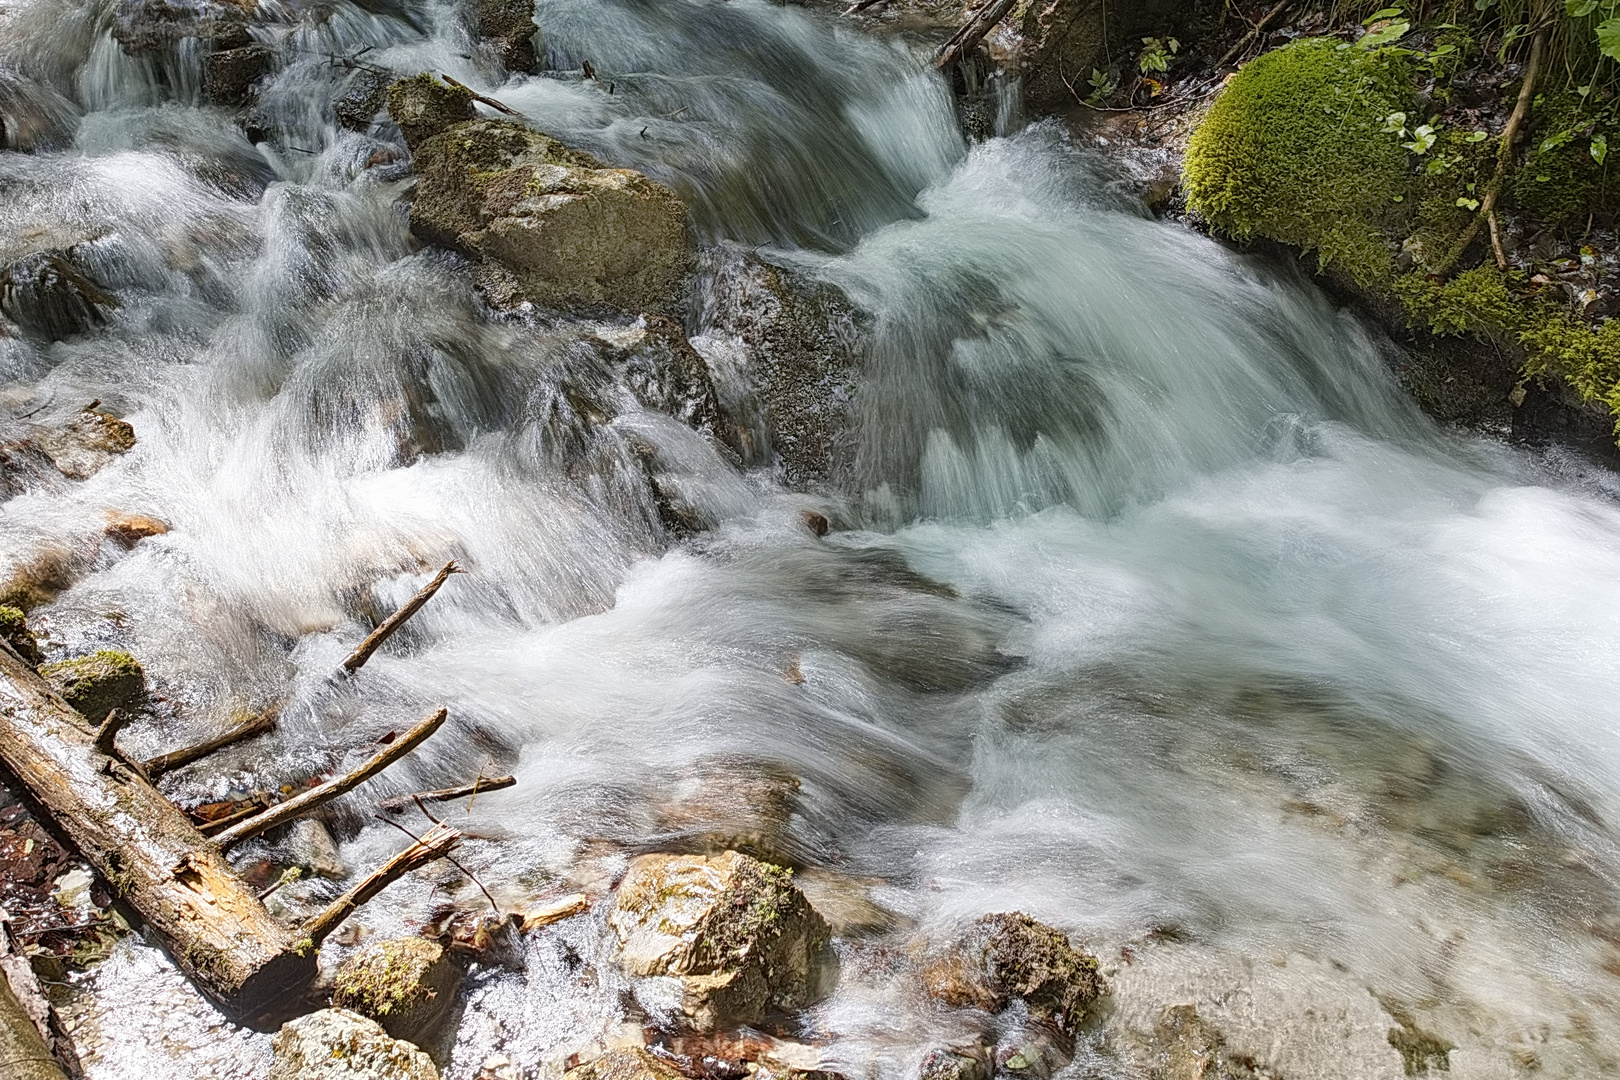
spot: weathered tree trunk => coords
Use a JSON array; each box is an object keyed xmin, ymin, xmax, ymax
[
  {"xmin": 0, "ymin": 976, "xmax": 66, "ymax": 1080},
  {"xmin": 0, "ymin": 646, "xmax": 315, "ymax": 1022}
]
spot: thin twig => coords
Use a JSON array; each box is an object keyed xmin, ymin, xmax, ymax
[
  {"xmin": 377, "ymin": 815, "xmax": 499, "ymax": 915},
  {"xmin": 211, "ymin": 707, "xmax": 449, "ymax": 847},
  {"xmin": 1217, "ymin": 0, "xmax": 1290, "ymax": 67},
  {"xmin": 340, "ymin": 562, "xmax": 464, "ymax": 675},
  {"xmin": 144, "ymin": 705, "xmax": 279, "ymax": 778},
  {"xmin": 377, "ymin": 774, "xmax": 516, "ymax": 814},
  {"xmin": 442, "ymin": 75, "xmax": 521, "ymax": 117},
  {"xmin": 301, "ymin": 823, "xmax": 460, "ymax": 946}
]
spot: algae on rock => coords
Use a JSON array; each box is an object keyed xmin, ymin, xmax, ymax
[
  {"xmin": 39, "ymin": 649, "xmax": 145, "ymax": 723},
  {"xmin": 0, "ymin": 606, "xmax": 43, "ymax": 666},
  {"xmin": 331, "ymin": 936, "xmax": 461, "ymax": 1041}
]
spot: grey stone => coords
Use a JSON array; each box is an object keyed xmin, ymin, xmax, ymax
[{"xmin": 268, "ymin": 1008, "xmax": 438, "ymax": 1080}]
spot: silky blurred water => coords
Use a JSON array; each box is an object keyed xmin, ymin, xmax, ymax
[{"xmin": 4, "ymin": 0, "xmax": 1620, "ymax": 1077}]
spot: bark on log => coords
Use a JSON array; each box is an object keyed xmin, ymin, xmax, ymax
[
  {"xmin": 210, "ymin": 707, "xmax": 449, "ymax": 848},
  {"xmin": 301, "ymin": 823, "xmax": 460, "ymax": 946},
  {"xmin": 0, "ymin": 647, "xmax": 315, "ymax": 1022},
  {"xmin": 0, "ymin": 975, "xmax": 65, "ymax": 1080},
  {"xmin": 935, "ymin": 0, "xmax": 1018, "ymax": 71}
]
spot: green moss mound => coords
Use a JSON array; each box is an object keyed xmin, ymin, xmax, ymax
[
  {"xmin": 0, "ymin": 605, "xmax": 42, "ymax": 666},
  {"xmin": 1185, "ymin": 38, "xmax": 1415, "ymax": 285},
  {"xmin": 331, "ymin": 936, "xmax": 460, "ymax": 1040},
  {"xmin": 39, "ymin": 649, "xmax": 145, "ymax": 722},
  {"xmin": 1511, "ymin": 93, "xmax": 1620, "ymax": 232}
]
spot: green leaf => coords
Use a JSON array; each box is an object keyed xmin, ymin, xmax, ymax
[
  {"xmin": 1360, "ymin": 19, "xmax": 1411, "ymax": 47},
  {"xmin": 1466, "ymin": 129, "xmax": 1490, "ymax": 141},
  {"xmin": 1403, "ymin": 124, "xmax": 1438, "ymax": 154},
  {"xmin": 1540, "ymin": 128, "xmax": 1575, "ymax": 152},
  {"xmin": 1457, "ymin": 196, "xmax": 1481, "ymax": 210},
  {"xmin": 1568, "ymin": 0, "xmax": 1600, "ymax": 16},
  {"xmin": 1593, "ymin": 133, "xmax": 1609, "ymax": 164},
  {"xmin": 1428, "ymin": 43, "xmax": 1458, "ymax": 56},
  {"xmin": 1364, "ymin": 6, "xmax": 1404, "ymax": 22},
  {"xmin": 1474, "ymin": 0, "xmax": 1497, "ymax": 9},
  {"xmin": 1599, "ymin": 17, "xmax": 1620, "ymax": 60},
  {"xmin": 1382, "ymin": 110, "xmax": 1409, "ymax": 134}
]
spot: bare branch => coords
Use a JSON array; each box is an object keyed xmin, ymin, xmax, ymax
[{"xmin": 340, "ymin": 562, "xmax": 465, "ymax": 675}]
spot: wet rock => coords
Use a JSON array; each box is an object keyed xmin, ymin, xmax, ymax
[
  {"xmin": 385, "ymin": 74, "xmax": 475, "ymax": 151},
  {"xmin": 269, "ymin": 1007, "xmax": 439, "ymax": 1080},
  {"xmin": 39, "ymin": 650, "xmax": 145, "ymax": 724},
  {"xmin": 0, "ymin": 440, "xmax": 57, "ymax": 501},
  {"xmin": 0, "ymin": 251, "xmax": 118, "ymax": 340},
  {"xmin": 103, "ymin": 513, "xmax": 168, "ymax": 549},
  {"xmin": 336, "ymin": 67, "xmax": 396, "ymax": 132},
  {"xmin": 696, "ymin": 247, "xmax": 864, "ymax": 491},
  {"xmin": 331, "ymin": 936, "xmax": 462, "ymax": 1042},
  {"xmin": 286, "ymin": 818, "xmax": 347, "ymax": 881},
  {"xmin": 0, "ymin": 606, "xmax": 42, "ymax": 666},
  {"xmin": 112, "ymin": 0, "xmax": 252, "ymax": 54},
  {"xmin": 652, "ymin": 756, "xmax": 802, "ymax": 864},
  {"xmin": 922, "ymin": 913, "xmax": 1104, "ymax": 1033},
  {"xmin": 475, "ymin": 0, "xmax": 540, "ymax": 74},
  {"xmin": 0, "ymin": 546, "xmax": 83, "ymax": 611},
  {"xmin": 920, "ymin": 1045, "xmax": 992, "ymax": 1080},
  {"xmin": 656, "ymin": 1031, "xmax": 837, "ymax": 1080},
  {"xmin": 1140, "ymin": 1005, "xmax": 1280, "ymax": 1080},
  {"xmin": 203, "ymin": 44, "xmax": 274, "ymax": 106},
  {"xmin": 593, "ymin": 316, "xmax": 730, "ymax": 450},
  {"xmin": 609, "ymin": 850, "xmax": 833, "ymax": 1031},
  {"xmin": 407, "ymin": 117, "xmax": 693, "ymax": 314},
  {"xmin": 794, "ymin": 868, "xmax": 902, "ymax": 938},
  {"xmin": 993, "ymin": 1017, "xmax": 1073, "ymax": 1080},
  {"xmin": 563, "ymin": 1048, "xmax": 687, "ymax": 1080},
  {"xmin": 798, "ymin": 509, "xmax": 829, "ymax": 537},
  {"xmin": 35, "ymin": 408, "xmax": 137, "ymax": 480}
]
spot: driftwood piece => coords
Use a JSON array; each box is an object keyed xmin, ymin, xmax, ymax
[
  {"xmin": 0, "ymin": 910, "xmax": 73, "ymax": 1080},
  {"xmin": 301, "ymin": 823, "xmax": 460, "ymax": 947},
  {"xmin": 0, "ymin": 647, "xmax": 314, "ymax": 1020},
  {"xmin": 93, "ymin": 708, "xmax": 135, "ymax": 757},
  {"xmin": 935, "ymin": 0, "xmax": 1017, "ymax": 71},
  {"xmin": 378, "ymin": 775, "xmax": 516, "ymax": 814},
  {"xmin": 143, "ymin": 706, "xmax": 279, "ymax": 779},
  {"xmin": 440, "ymin": 75, "xmax": 522, "ymax": 117},
  {"xmin": 0, "ymin": 976, "xmax": 65, "ymax": 1080},
  {"xmin": 1216, "ymin": 0, "xmax": 1291, "ymax": 68},
  {"xmin": 340, "ymin": 562, "xmax": 464, "ymax": 675},
  {"xmin": 211, "ymin": 707, "xmax": 449, "ymax": 847}
]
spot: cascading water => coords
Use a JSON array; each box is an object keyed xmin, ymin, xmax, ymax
[{"xmin": 4, "ymin": 0, "xmax": 1620, "ymax": 1076}]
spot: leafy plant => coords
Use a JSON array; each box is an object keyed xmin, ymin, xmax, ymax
[
  {"xmin": 1361, "ymin": 7, "xmax": 1413, "ymax": 47},
  {"xmin": 1138, "ymin": 36, "xmax": 1180, "ymax": 74}
]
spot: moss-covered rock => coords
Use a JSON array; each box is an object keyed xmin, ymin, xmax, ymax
[
  {"xmin": 39, "ymin": 649, "xmax": 145, "ymax": 723},
  {"xmin": 562, "ymin": 1048, "xmax": 688, "ymax": 1080},
  {"xmin": 609, "ymin": 850, "xmax": 833, "ymax": 1032},
  {"xmin": 331, "ymin": 937, "xmax": 461, "ymax": 1041},
  {"xmin": 922, "ymin": 912, "xmax": 1105, "ymax": 1033},
  {"xmin": 0, "ymin": 605, "xmax": 42, "ymax": 665},
  {"xmin": 269, "ymin": 1008, "xmax": 439, "ymax": 1080},
  {"xmin": 475, "ymin": 0, "xmax": 539, "ymax": 74},
  {"xmin": 1184, "ymin": 37, "xmax": 1415, "ymax": 286},
  {"xmin": 385, "ymin": 74, "xmax": 475, "ymax": 151}
]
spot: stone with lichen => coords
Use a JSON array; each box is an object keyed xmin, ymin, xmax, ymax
[
  {"xmin": 269, "ymin": 1007, "xmax": 439, "ymax": 1080},
  {"xmin": 609, "ymin": 850, "xmax": 833, "ymax": 1031},
  {"xmin": 922, "ymin": 912, "xmax": 1104, "ymax": 1033},
  {"xmin": 331, "ymin": 936, "xmax": 461, "ymax": 1041},
  {"xmin": 562, "ymin": 1048, "xmax": 687, "ymax": 1080},
  {"xmin": 385, "ymin": 73, "xmax": 475, "ymax": 150},
  {"xmin": 0, "ymin": 605, "xmax": 42, "ymax": 665},
  {"xmin": 39, "ymin": 649, "xmax": 145, "ymax": 723}
]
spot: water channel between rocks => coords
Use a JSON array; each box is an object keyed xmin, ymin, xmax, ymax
[{"xmin": 3, "ymin": 0, "xmax": 1620, "ymax": 1077}]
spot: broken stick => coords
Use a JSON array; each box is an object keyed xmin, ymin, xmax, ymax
[
  {"xmin": 144, "ymin": 705, "xmax": 280, "ymax": 779},
  {"xmin": 440, "ymin": 76, "xmax": 521, "ymax": 117},
  {"xmin": 0, "ymin": 647, "xmax": 314, "ymax": 1019},
  {"xmin": 301, "ymin": 822, "xmax": 460, "ymax": 947},
  {"xmin": 340, "ymin": 561, "xmax": 464, "ymax": 675},
  {"xmin": 378, "ymin": 774, "xmax": 516, "ymax": 814},
  {"xmin": 211, "ymin": 707, "xmax": 449, "ymax": 847}
]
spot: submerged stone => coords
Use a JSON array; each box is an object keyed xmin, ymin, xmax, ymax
[
  {"xmin": 269, "ymin": 1008, "xmax": 439, "ymax": 1080},
  {"xmin": 204, "ymin": 43, "xmax": 274, "ymax": 106},
  {"xmin": 35, "ymin": 408, "xmax": 137, "ymax": 481},
  {"xmin": 331, "ymin": 936, "xmax": 461, "ymax": 1042},
  {"xmin": 0, "ymin": 605, "xmax": 43, "ymax": 666},
  {"xmin": 405, "ymin": 116, "xmax": 692, "ymax": 314},
  {"xmin": 609, "ymin": 850, "xmax": 833, "ymax": 1031},
  {"xmin": 1, "ymin": 251, "xmax": 118, "ymax": 341},
  {"xmin": 562, "ymin": 1048, "xmax": 687, "ymax": 1080},
  {"xmin": 39, "ymin": 649, "xmax": 146, "ymax": 723},
  {"xmin": 922, "ymin": 912, "xmax": 1104, "ymax": 1033}
]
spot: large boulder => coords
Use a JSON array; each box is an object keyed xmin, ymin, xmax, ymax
[
  {"xmin": 609, "ymin": 851, "xmax": 832, "ymax": 1032},
  {"xmin": 268, "ymin": 1008, "xmax": 439, "ymax": 1080},
  {"xmin": 922, "ymin": 912, "xmax": 1104, "ymax": 1033},
  {"xmin": 112, "ymin": 0, "xmax": 252, "ymax": 54},
  {"xmin": 400, "ymin": 108, "xmax": 692, "ymax": 314},
  {"xmin": 0, "ymin": 251, "xmax": 118, "ymax": 340},
  {"xmin": 331, "ymin": 936, "xmax": 461, "ymax": 1042},
  {"xmin": 39, "ymin": 650, "xmax": 145, "ymax": 724},
  {"xmin": 592, "ymin": 315, "xmax": 729, "ymax": 451},
  {"xmin": 385, "ymin": 74, "xmax": 475, "ymax": 151},
  {"xmin": 694, "ymin": 248, "xmax": 865, "ymax": 491}
]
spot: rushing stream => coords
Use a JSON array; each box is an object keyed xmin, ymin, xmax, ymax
[{"xmin": 4, "ymin": 0, "xmax": 1620, "ymax": 1076}]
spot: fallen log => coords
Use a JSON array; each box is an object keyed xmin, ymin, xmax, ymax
[
  {"xmin": 935, "ymin": 0, "xmax": 1017, "ymax": 71},
  {"xmin": 143, "ymin": 705, "xmax": 279, "ymax": 779},
  {"xmin": 0, "ymin": 645, "xmax": 315, "ymax": 1022},
  {"xmin": 340, "ymin": 561, "xmax": 463, "ymax": 675},
  {"xmin": 0, "ymin": 975, "xmax": 65, "ymax": 1080},
  {"xmin": 302, "ymin": 823, "xmax": 460, "ymax": 947},
  {"xmin": 378, "ymin": 774, "xmax": 516, "ymax": 814},
  {"xmin": 210, "ymin": 707, "xmax": 449, "ymax": 847}
]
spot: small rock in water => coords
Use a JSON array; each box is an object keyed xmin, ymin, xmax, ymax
[
  {"xmin": 286, "ymin": 818, "xmax": 347, "ymax": 880},
  {"xmin": 919, "ymin": 1044, "xmax": 993, "ymax": 1080},
  {"xmin": 36, "ymin": 407, "xmax": 137, "ymax": 480},
  {"xmin": 562, "ymin": 1048, "xmax": 687, "ymax": 1080},
  {"xmin": 103, "ymin": 512, "xmax": 168, "ymax": 549},
  {"xmin": 799, "ymin": 509, "xmax": 829, "ymax": 537},
  {"xmin": 39, "ymin": 650, "xmax": 146, "ymax": 723},
  {"xmin": 331, "ymin": 936, "xmax": 462, "ymax": 1042},
  {"xmin": 475, "ymin": 0, "xmax": 540, "ymax": 73},
  {"xmin": 0, "ymin": 251, "xmax": 118, "ymax": 341},
  {"xmin": 269, "ymin": 1008, "xmax": 439, "ymax": 1080},
  {"xmin": 385, "ymin": 74, "xmax": 475, "ymax": 150},
  {"xmin": 653, "ymin": 755, "xmax": 803, "ymax": 864},
  {"xmin": 0, "ymin": 606, "xmax": 43, "ymax": 666},
  {"xmin": 0, "ymin": 544, "xmax": 84, "ymax": 611},
  {"xmin": 609, "ymin": 850, "xmax": 833, "ymax": 1031},
  {"xmin": 336, "ymin": 67, "xmax": 397, "ymax": 132},
  {"xmin": 203, "ymin": 44, "xmax": 274, "ymax": 106},
  {"xmin": 922, "ymin": 912, "xmax": 1105, "ymax": 1033}
]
